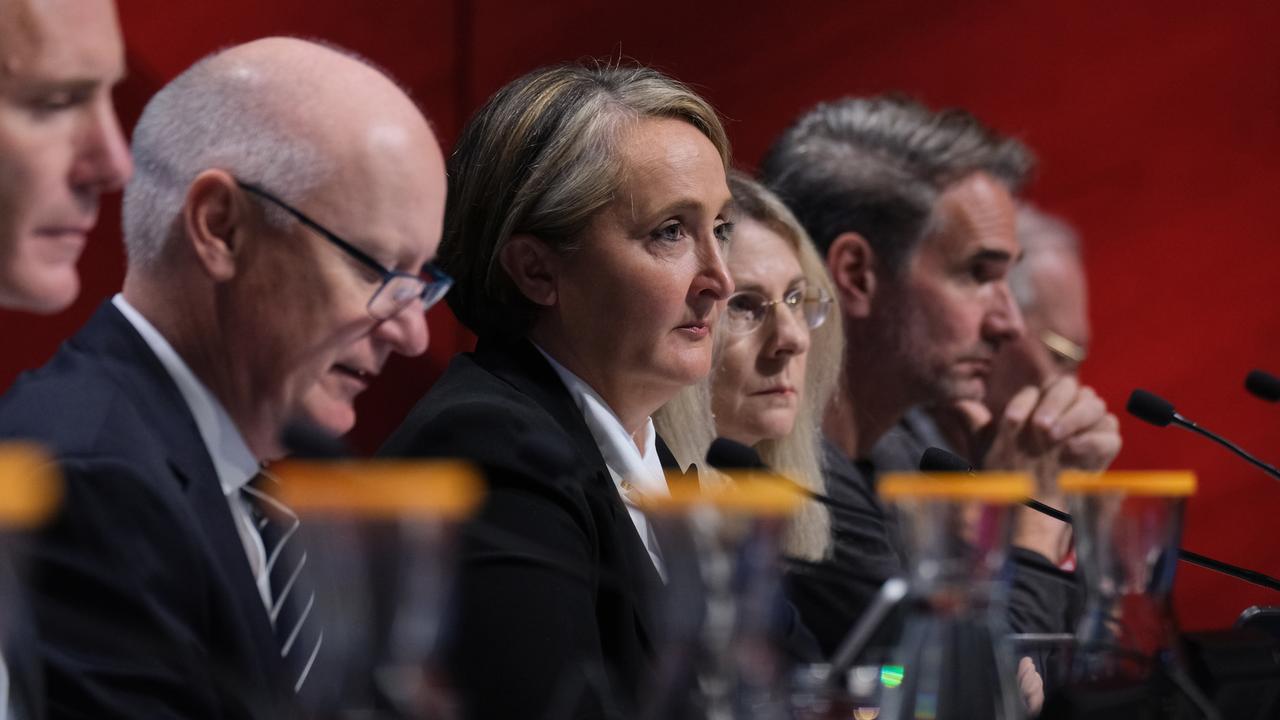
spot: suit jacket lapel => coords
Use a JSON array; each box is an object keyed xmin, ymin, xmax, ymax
[
  {"xmin": 78, "ymin": 303, "xmax": 286, "ymax": 687},
  {"xmin": 473, "ymin": 338, "xmax": 665, "ymax": 652},
  {"xmin": 179, "ymin": 459, "xmax": 283, "ymax": 684},
  {"xmin": 476, "ymin": 338, "xmax": 610, "ymax": 475}
]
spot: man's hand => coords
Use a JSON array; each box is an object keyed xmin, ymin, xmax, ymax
[
  {"xmin": 977, "ymin": 375, "xmax": 1121, "ymax": 483},
  {"xmin": 949, "ymin": 375, "xmax": 1122, "ymax": 562}
]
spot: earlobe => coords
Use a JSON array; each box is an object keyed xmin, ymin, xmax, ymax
[
  {"xmin": 826, "ymin": 232, "xmax": 876, "ymax": 319},
  {"xmin": 183, "ymin": 170, "xmax": 242, "ymax": 282},
  {"xmin": 498, "ymin": 233, "xmax": 558, "ymax": 307}
]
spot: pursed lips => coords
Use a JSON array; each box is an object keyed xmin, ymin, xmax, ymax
[
  {"xmin": 38, "ymin": 210, "xmax": 97, "ymax": 236},
  {"xmin": 751, "ymin": 384, "xmax": 796, "ymax": 396},
  {"xmin": 675, "ymin": 317, "xmax": 712, "ymax": 338},
  {"xmin": 35, "ymin": 224, "xmax": 94, "ymax": 247},
  {"xmin": 38, "ymin": 224, "xmax": 93, "ymax": 235}
]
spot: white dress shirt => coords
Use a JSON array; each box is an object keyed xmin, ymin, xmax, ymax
[
  {"xmin": 534, "ymin": 346, "xmax": 669, "ymax": 580},
  {"xmin": 111, "ymin": 294, "xmax": 273, "ymax": 612}
]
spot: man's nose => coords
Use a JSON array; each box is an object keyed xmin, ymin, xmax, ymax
[
  {"xmin": 71, "ymin": 96, "xmax": 133, "ymax": 193},
  {"xmin": 983, "ymin": 281, "xmax": 1025, "ymax": 344}
]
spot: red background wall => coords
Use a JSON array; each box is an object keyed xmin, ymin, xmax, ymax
[{"xmin": 0, "ymin": 0, "xmax": 1275, "ymax": 630}]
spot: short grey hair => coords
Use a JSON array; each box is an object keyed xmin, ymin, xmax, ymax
[
  {"xmin": 760, "ymin": 95, "xmax": 1034, "ymax": 275},
  {"xmin": 122, "ymin": 49, "xmax": 329, "ymax": 268},
  {"xmin": 1009, "ymin": 203, "xmax": 1082, "ymax": 309}
]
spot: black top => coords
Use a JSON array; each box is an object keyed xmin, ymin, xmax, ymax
[
  {"xmin": 379, "ymin": 338, "xmax": 666, "ymax": 719},
  {"xmin": 0, "ymin": 302, "xmax": 296, "ymax": 719},
  {"xmin": 785, "ymin": 437, "xmax": 1081, "ymax": 659}
]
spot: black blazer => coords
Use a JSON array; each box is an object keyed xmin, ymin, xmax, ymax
[
  {"xmin": 1, "ymin": 547, "xmax": 44, "ymax": 720},
  {"xmin": 380, "ymin": 338, "xmax": 667, "ymax": 720},
  {"xmin": 0, "ymin": 303, "xmax": 295, "ymax": 719}
]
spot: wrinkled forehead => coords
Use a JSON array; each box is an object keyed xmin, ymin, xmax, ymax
[
  {"xmin": 0, "ymin": 0, "xmax": 125, "ymax": 85},
  {"xmin": 728, "ymin": 219, "xmax": 803, "ymax": 287},
  {"xmin": 614, "ymin": 118, "xmax": 732, "ymax": 215}
]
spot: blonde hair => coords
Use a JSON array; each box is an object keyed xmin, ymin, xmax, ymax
[
  {"xmin": 440, "ymin": 62, "xmax": 730, "ymax": 339},
  {"xmin": 655, "ymin": 171, "xmax": 845, "ymax": 561}
]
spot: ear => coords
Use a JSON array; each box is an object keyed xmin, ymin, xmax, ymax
[
  {"xmin": 498, "ymin": 233, "xmax": 559, "ymax": 307},
  {"xmin": 826, "ymin": 231, "xmax": 876, "ymax": 319},
  {"xmin": 183, "ymin": 170, "xmax": 246, "ymax": 283}
]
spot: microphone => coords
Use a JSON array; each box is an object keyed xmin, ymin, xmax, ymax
[
  {"xmin": 1246, "ymin": 370, "xmax": 1280, "ymax": 403},
  {"xmin": 705, "ymin": 438, "xmax": 884, "ymax": 527},
  {"xmin": 919, "ymin": 446, "xmax": 971, "ymax": 473},
  {"xmin": 1126, "ymin": 388, "xmax": 1280, "ymax": 482},
  {"xmin": 919, "ymin": 446, "xmax": 1280, "ymax": 593},
  {"xmin": 706, "ymin": 437, "xmax": 770, "ymax": 470},
  {"xmin": 1126, "ymin": 388, "xmax": 1176, "ymax": 427}
]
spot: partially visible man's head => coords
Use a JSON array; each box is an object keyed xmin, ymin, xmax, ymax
[
  {"xmin": 122, "ymin": 38, "xmax": 446, "ymax": 455},
  {"xmin": 0, "ymin": 0, "xmax": 132, "ymax": 313},
  {"xmin": 984, "ymin": 204, "xmax": 1089, "ymax": 416},
  {"xmin": 762, "ymin": 96, "xmax": 1032, "ymax": 405}
]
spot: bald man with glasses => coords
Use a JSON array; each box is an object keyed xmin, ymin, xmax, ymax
[{"xmin": 0, "ymin": 38, "xmax": 447, "ymax": 718}]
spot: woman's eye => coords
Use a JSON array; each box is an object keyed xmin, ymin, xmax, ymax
[
  {"xmin": 714, "ymin": 221, "xmax": 734, "ymax": 244},
  {"xmin": 728, "ymin": 294, "xmax": 764, "ymax": 316},
  {"xmin": 651, "ymin": 222, "xmax": 684, "ymax": 243}
]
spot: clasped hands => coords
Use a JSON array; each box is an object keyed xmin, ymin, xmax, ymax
[{"xmin": 949, "ymin": 374, "xmax": 1122, "ymax": 563}]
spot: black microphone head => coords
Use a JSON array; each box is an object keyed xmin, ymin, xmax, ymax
[
  {"xmin": 1127, "ymin": 388, "xmax": 1177, "ymax": 427},
  {"xmin": 1245, "ymin": 369, "xmax": 1280, "ymax": 403},
  {"xmin": 918, "ymin": 446, "xmax": 973, "ymax": 474},
  {"xmin": 281, "ymin": 420, "xmax": 352, "ymax": 459},
  {"xmin": 706, "ymin": 437, "xmax": 768, "ymax": 470}
]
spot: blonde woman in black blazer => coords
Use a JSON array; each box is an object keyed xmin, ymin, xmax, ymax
[{"xmin": 381, "ymin": 63, "xmax": 737, "ymax": 719}]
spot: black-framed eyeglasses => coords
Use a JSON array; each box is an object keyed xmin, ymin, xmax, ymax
[
  {"xmin": 236, "ymin": 179, "xmax": 452, "ymax": 321},
  {"xmin": 724, "ymin": 286, "xmax": 832, "ymax": 335}
]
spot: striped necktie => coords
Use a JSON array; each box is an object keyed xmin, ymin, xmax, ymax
[{"xmin": 242, "ymin": 471, "xmax": 324, "ymax": 694}]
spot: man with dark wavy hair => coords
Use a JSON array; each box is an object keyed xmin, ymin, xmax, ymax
[{"xmin": 761, "ymin": 97, "xmax": 1120, "ymax": 697}]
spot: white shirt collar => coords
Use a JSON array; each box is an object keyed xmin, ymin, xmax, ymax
[
  {"xmin": 112, "ymin": 294, "xmax": 260, "ymax": 496},
  {"xmin": 533, "ymin": 344, "xmax": 668, "ymax": 499},
  {"xmin": 534, "ymin": 344, "xmax": 669, "ymax": 579}
]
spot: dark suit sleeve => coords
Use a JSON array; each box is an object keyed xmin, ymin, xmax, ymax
[
  {"xmin": 384, "ymin": 401, "xmax": 615, "ymax": 720},
  {"xmin": 26, "ymin": 456, "xmax": 230, "ymax": 720}
]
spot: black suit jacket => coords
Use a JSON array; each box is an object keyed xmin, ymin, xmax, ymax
[
  {"xmin": 1, "ymin": 543, "xmax": 44, "ymax": 720},
  {"xmin": 0, "ymin": 302, "xmax": 295, "ymax": 719},
  {"xmin": 380, "ymin": 338, "xmax": 667, "ymax": 720}
]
